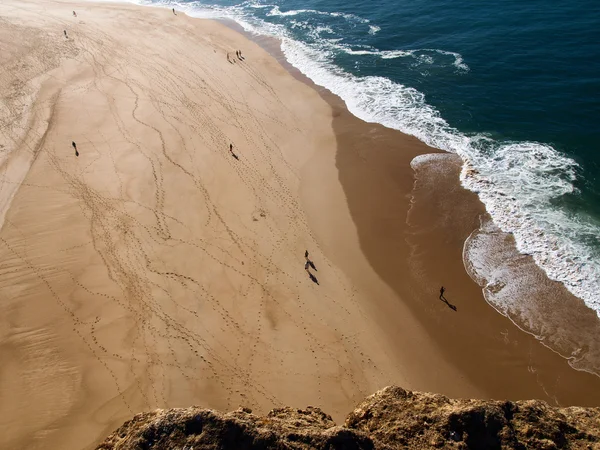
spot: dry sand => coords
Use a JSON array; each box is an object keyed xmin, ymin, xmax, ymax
[
  {"xmin": 1, "ymin": 1, "xmax": 600, "ymax": 450},
  {"xmin": 0, "ymin": 2, "xmax": 415, "ymax": 448}
]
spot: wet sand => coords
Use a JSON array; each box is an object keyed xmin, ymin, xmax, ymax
[
  {"xmin": 274, "ymin": 41, "xmax": 600, "ymax": 404},
  {"xmin": 317, "ymin": 97, "xmax": 600, "ymax": 404},
  {"xmin": 1, "ymin": 1, "xmax": 600, "ymax": 450},
  {"xmin": 245, "ymin": 29, "xmax": 600, "ymax": 402}
]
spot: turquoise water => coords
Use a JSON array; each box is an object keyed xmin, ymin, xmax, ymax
[{"xmin": 140, "ymin": 0, "xmax": 600, "ymax": 311}]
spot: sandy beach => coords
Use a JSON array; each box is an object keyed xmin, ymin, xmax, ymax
[{"xmin": 1, "ymin": 1, "xmax": 600, "ymax": 449}]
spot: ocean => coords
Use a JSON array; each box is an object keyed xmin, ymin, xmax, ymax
[{"xmin": 125, "ymin": 0, "xmax": 599, "ymax": 361}]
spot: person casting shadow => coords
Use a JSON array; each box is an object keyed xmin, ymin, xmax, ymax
[
  {"xmin": 305, "ymin": 249, "xmax": 317, "ymax": 271},
  {"xmin": 230, "ymin": 143, "xmax": 239, "ymax": 160},
  {"xmin": 305, "ymin": 261, "xmax": 319, "ymax": 285},
  {"xmin": 439, "ymin": 286, "xmax": 457, "ymax": 311},
  {"xmin": 443, "ymin": 299, "xmax": 457, "ymax": 311},
  {"xmin": 72, "ymin": 141, "xmax": 79, "ymax": 157}
]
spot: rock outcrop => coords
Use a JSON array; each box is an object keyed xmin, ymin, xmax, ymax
[{"xmin": 97, "ymin": 386, "xmax": 600, "ymax": 449}]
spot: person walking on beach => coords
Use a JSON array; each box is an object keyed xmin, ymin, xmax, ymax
[
  {"xmin": 72, "ymin": 141, "xmax": 79, "ymax": 157},
  {"xmin": 72, "ymin": 11, "xmax": 77, "ymax": 17},
  {"xmin": 229, "ymin": 143, "xmax": 239, "ymax": 160},
  {"xmin": 439, "ymin": 286, "xmax": 457, "ymax": 311},
  {"xmin": 304, "ymin": 249, "xmax": 317, "ymax": 271},
  {"xmin": 64, "ymin": 29, "xmax": 68, "ymax": 38},
  {"xmin": 305, "ymin": 261, "xmax": 319, "ymax": 285},
  {"xmin": 172, "ymin": 8, "xmax": 176, "ymax": 15}
]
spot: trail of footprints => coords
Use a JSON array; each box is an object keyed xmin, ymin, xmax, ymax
[{"xmin": 0, "ymin": 15, "xmax": 381, "ymax": 420}]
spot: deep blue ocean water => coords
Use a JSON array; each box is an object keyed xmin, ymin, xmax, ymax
[{"xmin": 138, "ymin": 0, "xmax": 600, "ymax": 311}]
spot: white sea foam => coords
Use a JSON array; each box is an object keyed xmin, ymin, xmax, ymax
[
  {"xmin": 464, "ymin": 219, "xmax": 600, "ymax": 375},
  {"xmin": 91, "ymin": 0, "xmax": 600, "ymax": 316},
  {"xmin": 267, "ymin": 6, "xmax": 314, "ymax": 17},
  {"xmin": 265, "ymin": 5, "xmax": 369, "ymax": 23},
  {"xmin": 368, "ymin": 25, "xmax": 381, "ymax": 35},
  {"xmin": 338, "ymin": 46, "xmax": 469, "ymax": 72},
  {"xmin": 379, "ymin": 50, "xmax": 414, "ymax": 59},
  {"xmin": 329, "ymin": 11, "xmax": 370, "ymax": 23},
  {"xmin": 435, "ymin": 49, "xmax": 470, "ymax": 71}
]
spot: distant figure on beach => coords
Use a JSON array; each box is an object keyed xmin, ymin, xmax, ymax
[
  {"xmin": 172, "ymin": 8, "xmax": 176, "ymax": 15},
  {"xmin": 304, "ymin": 250, "xmax": 317, "ymax": 271},
  {"xmin": 305, "ymin": 262, "xmax": 319, "ymax": 285},
  {"xmin": 229, "ymin": 143, "xmax": 239, "ymax": 160},
  {"xmin": 72, "ymin": 11, "xmax": 77, "ymax": 17},
  {"xmin": 64, "ymin": 30, "xmax": 68, "ymax": 38},
  {"xmin": 72, "ymin": 141, "xmax": 79, "ymax": 157},
  {"xmin": 238, "ymin": 50, "xmax": 244, "ymax": 60},
  {"xmin": 438, "ymin": 286, "xmax": 457, "ymax": 311},
  {"xmin": 227, "ymin": 52, "xmax": 233, "ymax": 64},
  {"xmin": 305, "ymin": 258, "xmax": 319, "ymax": 285}
]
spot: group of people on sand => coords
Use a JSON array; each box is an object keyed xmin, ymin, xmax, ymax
[
  {"xmin": 171, "ymin": 8, "xmax": 246, "ymax": 65},
  {"xmin": 232, "ymin": 142, "xmax": 321, "ymax": 286},
  {"xmin": 62, "ymin": 11, "xmax": 455, "ymax": 300}
]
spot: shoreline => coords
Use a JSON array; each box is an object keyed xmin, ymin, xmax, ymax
[
  {"xmin": 464, "ymin": 218, "xmax": 600, "ymax": 378},
  {"xmin": 223, "ymin": 18, "xmax": 600, "ymax": 383},
  {"xmin": 1, "ymin": 2, "xmax": 600, "ymax": 449}
]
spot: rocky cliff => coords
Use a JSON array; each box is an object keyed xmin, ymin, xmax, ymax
[{"xmin": 97, "ymin": 386, "xmax": 600, "ymax": 449}]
